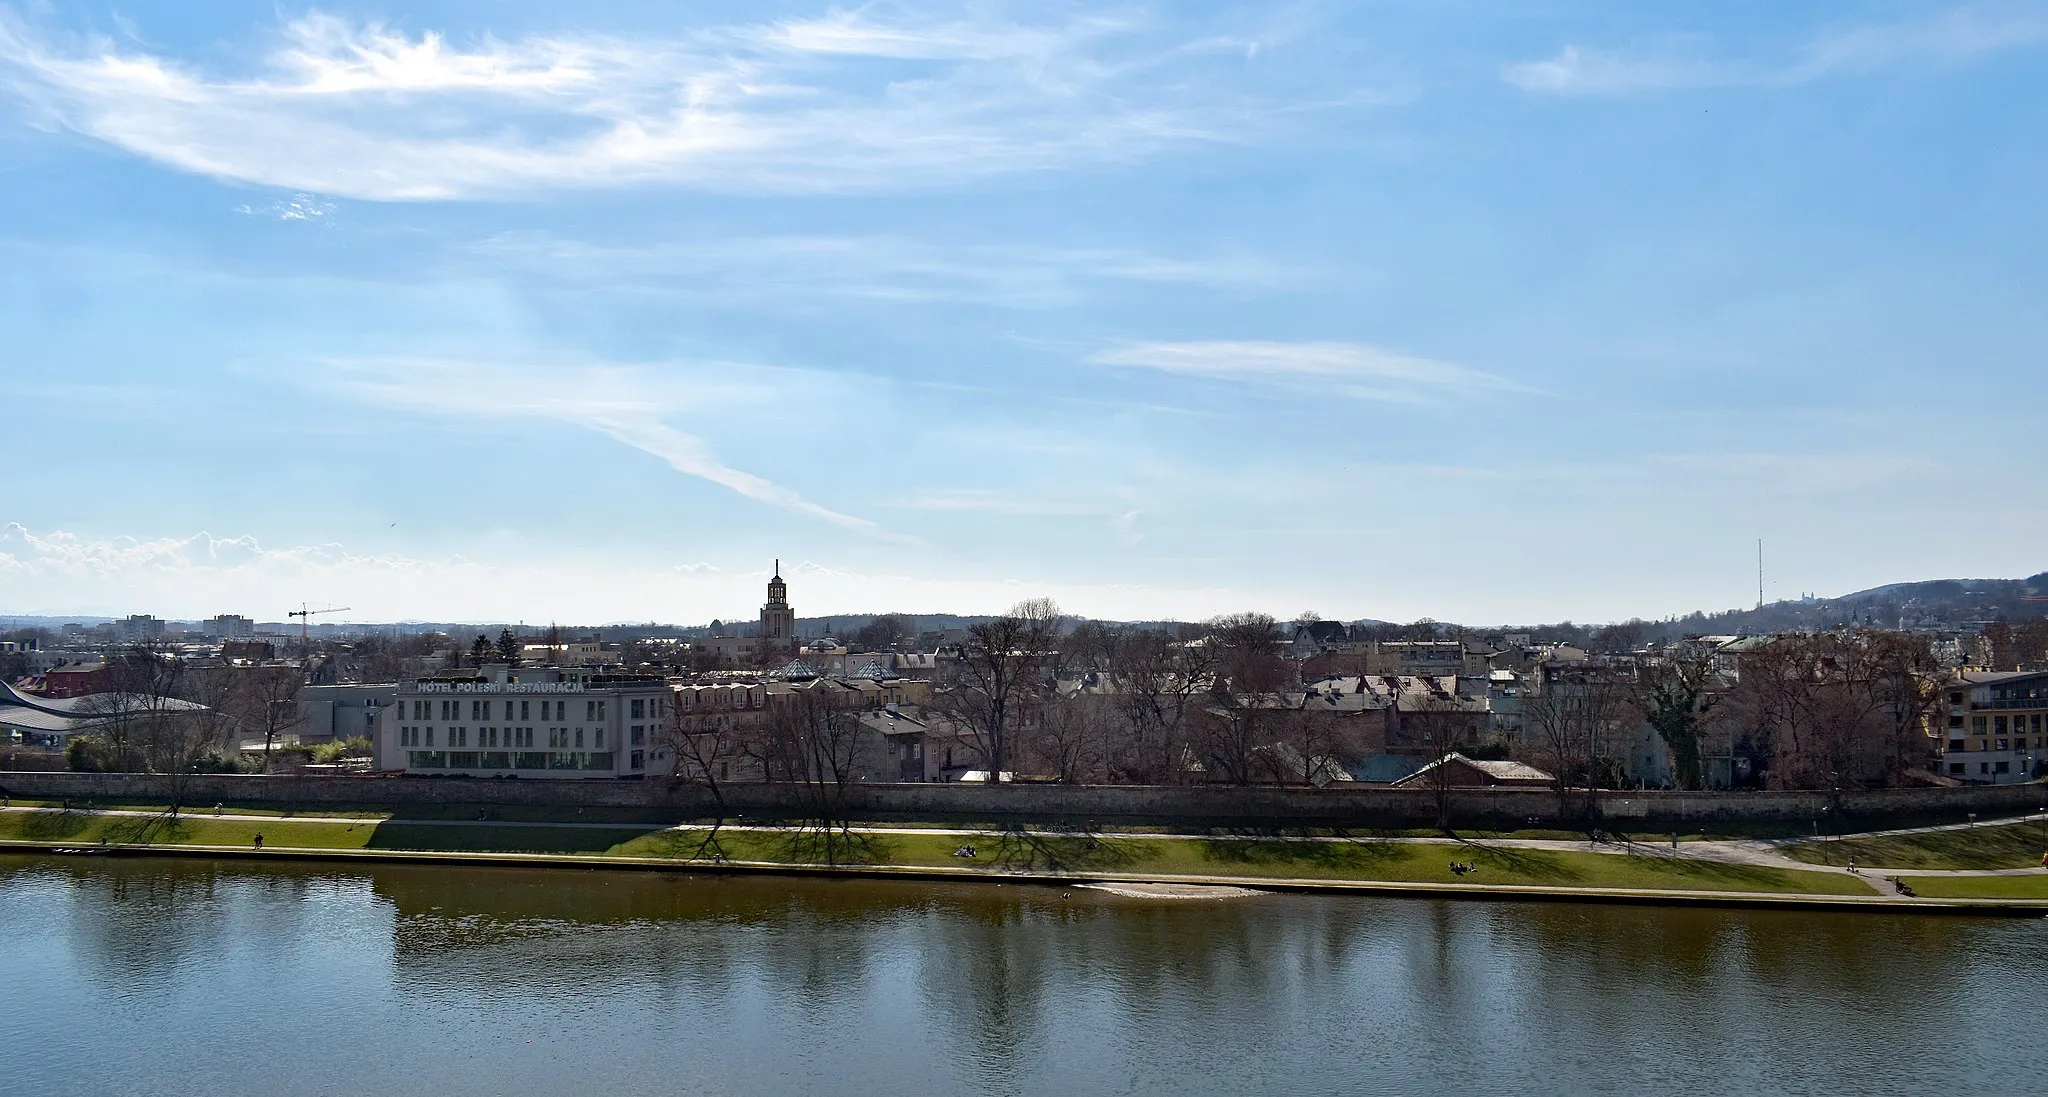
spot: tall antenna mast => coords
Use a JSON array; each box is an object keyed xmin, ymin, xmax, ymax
[{"xmin": 1756, "ymin": 539, "xmax": 1764, "ymax": 611}]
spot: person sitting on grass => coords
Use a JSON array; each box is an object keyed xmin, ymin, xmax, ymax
[{"xmin": 952, "ymin": 845, "xmax": 977, "ymax": 859}]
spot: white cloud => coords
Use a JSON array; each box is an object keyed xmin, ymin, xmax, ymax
[
  {"xmin": 0, "ymin": 6, "xmax": 1288, "ymax": 199},
  {"xmin": 0, "ymin": 523, "xmax": 1258, "ymax": 623},
  {"xmin": 1502, "ymin": 45, "xmax": 1717, "ymax": 97},
  {"xmin": 234, "ymin": 192, "xmax": 335, "ymax": 221},
  {"xmin": 1505, "ymin": 4, "xmax": 2048, "ymax": 97},
  {"xmin": 317, "ymin": 356, "xmax": 904, "ymax": 539},
  {"xmin": 1091, "ymin": 339, "xmax": 1527, "ymax": 402},
  {"xmin": 468, "ymin": 231, "xmax": 1310, "ymax": 307}
]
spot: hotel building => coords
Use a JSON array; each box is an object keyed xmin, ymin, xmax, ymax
[{"xmin": 377, "ymin": 663, "xmax": 672, "ymax": 779}]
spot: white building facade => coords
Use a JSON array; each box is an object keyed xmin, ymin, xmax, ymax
[{"xmin": 377, "ymin": 664, "xmax": 672, "ymax": 778}]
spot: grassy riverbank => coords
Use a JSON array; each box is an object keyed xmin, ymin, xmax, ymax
[
  {"xmin": 0, "ymin": 808, "xmax": 1873, "ymax": 896},
  {"xmin": 1784, "ymin": 819, "xmax": 2048, "ymax": 871},
  {"xmin": 1892, "ymin": 874, "xmax": 2048, "ymax": 900}
]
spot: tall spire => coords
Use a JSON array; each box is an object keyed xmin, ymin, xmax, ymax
[{"xmin": 775, "ymin": 557, "xmax": 781, "ymax": 579}]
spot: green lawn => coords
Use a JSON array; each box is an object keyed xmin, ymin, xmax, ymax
[
  {"xmin": 1784, "ymin": 820, "xmax": 2048, "ymax": 871},
  {"xmin": 1893, "ymin": 874, "xmax": 2048, "ymax": 900},
  {"xmin": 0, "ymin": 808, "xmax": 373, "ymax": 849},
  {"xmin": 1, "ymin": 809, "xmax": 1874, "ymax": 896}
]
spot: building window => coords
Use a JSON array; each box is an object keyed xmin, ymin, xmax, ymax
[
  {"xmin": 631, "ymin": 725, "xmax": 645, "ymax": 746},
  {"xmin": 575, "ymin": 727, "xmax": 585, "ymax": 748},
  {"xmin": 520, "ymin": 700, "xmax": 530, "ymax": 721},
  {"xmin": 631, "ymin": 750, "xmax": 644, "ymax": 771},
  {"xmin": 631, "ymin": 699, "xmax": 645, "ymax": 719},
  {"xmin": 1949, "ymin": 762, "xmax": 1965, "ymax": 775},
  {"xmin": 425, "ymin": 727, "xmax": 435, "ymax": 747},
  {"xmin": 1995, "ymin": 716, "xmax": 2008, "ymax": 735},
  {"xmin": 1997, "ymin": 739, "xmax": 2009, "ymax": 751},
  {"xmin": 1995, "ymin": 761, "xmax": 2011, "ymax": 774},
  {"xmin": 1973, "ymin": 716, "xmax": 1988, "ymax": 733}
]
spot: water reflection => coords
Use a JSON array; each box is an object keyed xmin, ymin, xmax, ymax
[{"xmin": 3, "ymin": 855, "xmax": 2045, "ymax": 1097}]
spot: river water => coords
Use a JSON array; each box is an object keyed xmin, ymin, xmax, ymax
[{"xmin": 2, "ymin": 854, "xmax": 2044, "ymax": 1097}]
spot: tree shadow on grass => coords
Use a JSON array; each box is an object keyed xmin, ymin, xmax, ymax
[
  {"xmin": 1199, "ymin": 836, "xmax": 1409, "ymax": 877},
  {"xmin": 1624, "ymin": 856, "xmax": 1810, "ymax": 890},
  {"xmin": 100, "ymin": 811, "xmax": 190, "ymax": 846},
  {"xmin": 16, "ymin": 809, "xmax": 94, "ymax": 841},
  {"xmin": 987, "ymin": 825, "xmax": 1137, "ymax": 874},
  {"xmin": 363, "ymin": 821, "xmax": 665, "ymax": 855},
  {"xmin": 772, "ymin": 818, "xmax": 894, "ymax": 867},
  {"xmin": 1461, "ymin": 843, "xmax": 1582, "ymax": 883},
  {"xmin": 636, "ymin": 821, "xmax": 742, "ymax": 864}
]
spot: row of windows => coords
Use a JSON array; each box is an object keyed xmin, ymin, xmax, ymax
[
  {"xmin": 1945, "ymin": 735, "xmax": 2045, "ymax": 753},
  {"xmin": 402, "ymin": 697, "xmax": 665, "ymax": 722},
  {"xmin": 1948, "ymin": 760, "xmax": 2035, "ymax": 776},
  {"xmin": 1966, "ymin": 714, "xmax": 2047, "ymax": 735},
  {"xmin": 398, "ymin": 726, "xmax": 550, "ymax": 749},
  {"xmin": 408, "ymin": 750, "xmax": 615, "ymax": 771},
  {"xmin": 544, "ymin": 727, "xmax": 607, "ymax": 749}
]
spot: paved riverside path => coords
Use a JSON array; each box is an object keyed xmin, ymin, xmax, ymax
[
  {"xmin": 13, "ymin": 805, "xmax": 2048, "ymax": 912},
  {"xmin": 12, "ymin": 804, "xmax": 2037, "ymax": 883},
  {"xmin": 4, "ymin": 806, "xmax": 2031, "ymax": 884}
]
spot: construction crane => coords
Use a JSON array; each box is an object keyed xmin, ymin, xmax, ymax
[{"xmin": 288, "ymin": 604, "xmax": 352, "ymax": 659}]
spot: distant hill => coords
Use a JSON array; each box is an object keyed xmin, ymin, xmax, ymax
[
  {"xmin": 7, "ymin": 572, "xmax": 2044, "ymax": 647},
  {"xmin": 1633, "ymin": 572, "xmax": 2048, "ymax": 640}
]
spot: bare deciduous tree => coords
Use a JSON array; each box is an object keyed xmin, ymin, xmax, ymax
[
  {"xmin": 662, "ymin": 710, "xmax": 754, "ymax": 812},
  {"xmin": 1105, "ymin": 628, "xmax": 1214, "ymax": 784},
  {"xmin": 1023, "ymin": 692, "xmax": 1108, "ymax": 784},
  {"xmin": 1199, "ymin": 612, "xmax": 1287, "ymax": 786},
  {"xmin": 1723, "ymin": 632, "xmax": 1944, "ymax": 791},
  {"xmin": 1517, "ymin": 664, "xmax": 1635, "ymax": 821},
  {"xmin": 935, "ymin": 599, "xmax": 1061, "ymax": 782},
  {"xmin": 235, "ymin": 664, "xmax": 307, "ymax": 768}
]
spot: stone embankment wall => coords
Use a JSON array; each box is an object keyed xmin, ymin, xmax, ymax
[{"xmin": 3, "ymin": 771, "xmax": 2044, "ymax": 828}]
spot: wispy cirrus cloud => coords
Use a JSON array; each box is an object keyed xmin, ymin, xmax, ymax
[
  {"xmin": 468, "ymin": 231, "xmax": 1311, "ymax": 307},
  {"xmin": 1505, "ymin": 3, "xmax": 2048, "ymax": 96},
  {"xmin": 1091, "ymin": 339, "xmax": 1528, "ymax": 403},
  {"xmin": 0, "ymin": 5, "xmax": 1300, "ymax": 199},
  {"xmin": 317, "ymin": 357, "xmax": 906, "ymax": 539}
]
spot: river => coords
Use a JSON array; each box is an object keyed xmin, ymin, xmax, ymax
[{"xmin": 2, "ymin": 854, "xmax": 2044, "ymax": 1096}]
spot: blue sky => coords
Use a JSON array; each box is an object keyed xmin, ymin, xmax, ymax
[{"xmin": 1, "ymin": 1, "xmax": 2043, "ymax": 626}]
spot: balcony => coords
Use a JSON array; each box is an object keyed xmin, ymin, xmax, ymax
[{"xmin": 1973, "ymin": 698, "xmax": 2048, "ymax": 711}]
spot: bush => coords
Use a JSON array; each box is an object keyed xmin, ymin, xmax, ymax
[
  {"xmin": 188, "ymin": 754, "xmax": 244, "ymax": 774},
  {"xmin": 311, "ymin": 737, "xmax": 373, "ymax": 765},
  {"xmin": 66, "ymin": 736, "xmax": 108, "ymax": 772}
]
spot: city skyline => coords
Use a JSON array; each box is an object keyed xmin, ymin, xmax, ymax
[{"xmin": 4, "ymin": 1, "xmax": 2045, "ymax": 623}]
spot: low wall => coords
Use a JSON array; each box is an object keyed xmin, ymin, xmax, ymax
[{"xmin": 3, "ymin": 771, "xmax": 2045, "ymax": 829}]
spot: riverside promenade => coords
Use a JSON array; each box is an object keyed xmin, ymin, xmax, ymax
[{"xmin": 5, "ymin": 805, "xmax": 2044, "ymax": 917}]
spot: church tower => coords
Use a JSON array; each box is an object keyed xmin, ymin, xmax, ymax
[{"xmin": 760, "ymin": 560, "xmax": 796, "ymax": 648}]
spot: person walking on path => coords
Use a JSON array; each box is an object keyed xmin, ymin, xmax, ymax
[{"xmin": 253, "ymin": 833, "xmax": 264, "ymax": 850}]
